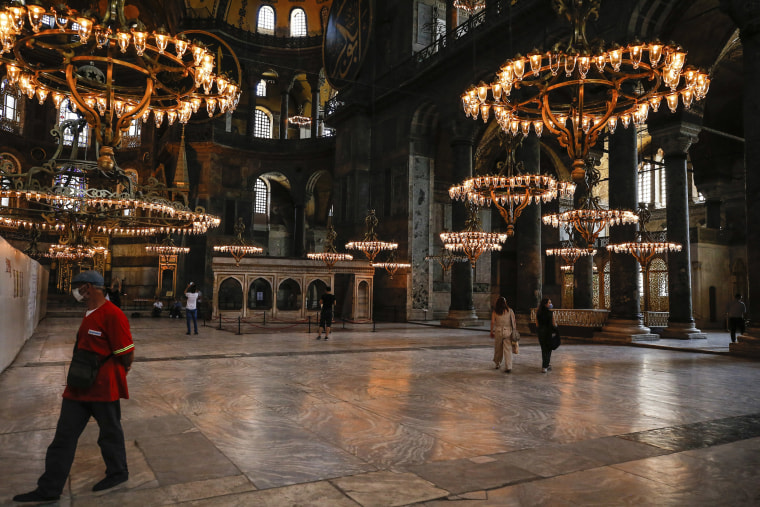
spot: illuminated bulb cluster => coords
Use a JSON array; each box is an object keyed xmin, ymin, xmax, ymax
[
  {"xmin": 0, "ymin": 0, "xmax": 241, "ymax": 147},
  {"xmin": 607, "ymin": 241, "xmax": 681, "ymax": 267},
  {"xmin": 345, "ymin": 240, "xmax": 398, "ymax": 263},
  {"xmin": 461, "ymin": 41, "xmax": 710, "ymax": 137},
  {"xmin": 47, "ymin": 243, "xmax": 108, "ymax": 260},
  {"xmin": 440, "ymin": 230, "xmax": 507, "ymax": 268},
  {"xmin": 545, "ymin": 246, "xmax": 597, "ymax": 265},
  {"xmin": 543, "ymin": 208, "xmax": 638, "ymax": 250},
  {"xmin": 449, "ymin": 174, "xmax": 576, "ymax": 236},
  {"xmin": 452, "ymin": 0, "xmax": 486, "ymax": 13}
]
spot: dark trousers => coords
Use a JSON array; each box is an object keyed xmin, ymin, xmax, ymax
[
  {"xmin": 538, "ymin": 333, "xmax": 553, "ymax": 369},
  {"xmin": 37, "ymin": 399, "xmax": 127, "ymax": 496},
  {"xmin": 729, "ymin": 317, "xmax": 745, "ymax": 342},
  {"xmin": 186, "ymin": 308, "xmax": 198, "ymax": 333}
]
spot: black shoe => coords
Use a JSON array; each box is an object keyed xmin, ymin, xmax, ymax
[
  {"xmin": 547, "ymin": 365, "xmax": 552, "ymax": 371},
  {"xmin": 505, "ymin": 369, "xmax": 511, "ymax": 373},
  {"xmin": 13, "ymin": 490, "xmax": 60, "ymax": 502},
  {"xmin": 324, "ymin": 336, "xmax": 329, "ymax": 340},
  {"xmin": 194, "ymin": 331, "xmax": 198, "ymax": 335},
  {"xmin": 92, "ymin": 473, "xmax": 129, "ymax": 492},
  {"xmin": 316, "ymin": 336, "xmax": 321, "ymax": 340},
  {"xmin": 186, "ymin": 332, "xmax": 190, "ymax": 335}
]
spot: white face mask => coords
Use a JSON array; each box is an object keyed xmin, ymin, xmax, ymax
[{"xmin": 72, "ymin": 287, "xmax": 86, "ymax": 302}]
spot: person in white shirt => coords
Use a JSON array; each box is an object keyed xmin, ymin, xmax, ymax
[{"xmin": 185, "ymin": 283, "xmax": 200, "ymax": 335}]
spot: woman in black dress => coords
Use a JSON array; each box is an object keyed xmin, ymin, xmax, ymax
[{"xmin": 535, "ymin": 297, "xmax": 557, "ymax": 373}]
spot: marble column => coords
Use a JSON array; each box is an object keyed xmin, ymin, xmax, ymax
[
  {"xmin": 721, "ymin": 0, "xmax": 760, "ymax": 355},
  {"xmin": 293, "ymin": 203, "xmax": 306, "ymax": 258},
  {"xmin": 597, "ymin": 126, "xmax": 657, "ymax": 342},
  {"xmin": 441, "ymin": 135, "xmax": 477, "ymax": 327},
  {"xmin": 572, "ymin": 178, "xmax": 594, "ymax": 309},
  {"xmin": 280, "ymin": 90, "xmax": 289, "ymax": 140},
  {"xmin": 649, "ymin": 119, "xmax": 706, "ymax": 339},
  {"xmin": 515, "ymin": 136, "xmax": 541, "ymax": 334},
  {"xmin": 308, "ymin": 75, "xmax": 321, "ymax": 139}
]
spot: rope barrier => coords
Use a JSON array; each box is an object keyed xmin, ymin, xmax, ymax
[{"xmin": 213, "ymin": 313, "xmax": 376, "ymax": 334}]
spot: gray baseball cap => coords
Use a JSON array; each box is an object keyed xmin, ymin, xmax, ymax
[{"xmin": 71, "ymin": 270, "xmax": 104, "ymax": 286}]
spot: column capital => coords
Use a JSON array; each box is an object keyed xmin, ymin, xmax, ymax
[
  {"xmin": 648, "ymin": 117, "xmax": 702, "ymax": 156},
  {"xmin": 720, "ymin": 0, "xmax": 760, "ymax": 37}
]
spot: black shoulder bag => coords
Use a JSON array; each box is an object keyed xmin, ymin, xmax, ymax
[{"xmin": 67, "ymin": 337, "xmax": 112, "ymax": 389}]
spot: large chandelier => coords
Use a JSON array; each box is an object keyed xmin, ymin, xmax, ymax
[
  {"xmin": 453, "ymin": 0, "xmax": 486, "ymax": 13},
  {"xmin": 460, "ymin": 0, "xmax": 710, "ymax": 184},
  {"xmin": 213, "ymin": 217, "xmax": 263, "ymax": 266},
  {"xmin": 372, "ymin": 250, "xmax": 411, "ymax": 279},
  {"xmin": 449, "ymin": 139, "xmax": 575, "ymax": 236},
  {"xmin": 543, "ymin": 169, "xmax": 636, "ymax": 250},
  {"xmin": 425, "ymin": 248, "xmax": 468, "ymax": 272},
  {"xmin": 288, "ymin": 106, "xmax": 311, "ymax": 127},
  {"xmin": 0, "ymin": 0, "xmax": 241, "ymax": 161},
  {"xmin": 545, "ymin": 244, "xmax": 596, "ymax": 265},
  {"xmin": 346, "ymin": 210, "xmax": 397, "ymax": 263},
  {"xmin": 307, "ymin": 224, "xmax": 353, "ymax": 269},
  {"xmin": 607, "ymin": 205, "xmax": 681, "ymax": 267},
  {"xmin": 440, "ymin": 204, "xmax": 507, "ymax": 268},
  {"xmin": 146, "ymin": 235, "xmax": 190, "ymax": 263}
]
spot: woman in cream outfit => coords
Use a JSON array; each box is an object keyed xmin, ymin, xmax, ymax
[{"xmin": 490, "ymin": 297, "xmax": 517, "ymax": 373}]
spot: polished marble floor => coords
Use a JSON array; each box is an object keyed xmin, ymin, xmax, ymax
[{"xmin": 1, "ymin": 316, "xmax": 759, "ymax": 506}]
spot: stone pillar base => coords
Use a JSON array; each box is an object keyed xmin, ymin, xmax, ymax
[
  {"xmin": 660, "ymin": 321, "xmax": 707, "ymax": 340},
  {"xmin": 729, "ymin": 330, "xmax": 760, "ymax": 357},
  {"xmin": 594, "ymin": 318, "xmax": 659, "ymax": 343},
  {"xmin": 440, "ymin": 309, "xmax": 480, "ymax": 328},
  {"xmin": 515, "ymin": 313, "xmax": 535, "ymax": 336}
]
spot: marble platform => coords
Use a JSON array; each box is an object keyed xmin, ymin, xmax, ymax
[{"xmin": 1, "ymin": 316, "xmax": 759, "ymax": 506}]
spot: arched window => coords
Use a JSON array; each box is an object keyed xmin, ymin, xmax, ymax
[
  {"xmin": 0, "ymin": 79, "xmax": 23, "ymax": 133},
  {"xmin": 254, "ymin": 108, "xmax": 272, "ymax": 138},
  {"xmin": 0, "ymin": 152, "xmax": 21, "ymax": 207},
  {"xmin": 248, "ymin": 278, "xmax": 272, "ymax": 309},
  {"xmin": 257, "ymin": 6, "xmax": 275, "ymax": 34},
  {"xmin": 254, "ymin": 178, "xmax": 268, "ymax": 216},
  {"xmin": 54, "ymin": 166, "xmax": 85, "ymax": 211},
  {"xmin": 58, "ymin": 98, "xmax": 89, "ymax": 147},
  {"xmin": 290, "ymin": 8, "xmax": 307, "ymax": 37},
  {"xmin": 256, "ymin": 79, "xmax": 267, "ymax": 97}
]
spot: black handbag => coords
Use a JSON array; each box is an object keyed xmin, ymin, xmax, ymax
[
  {"xmin": 550, "ymin": 328, "xmax": 562, "ymax": 350},
  {"xmin": 67, "ymin": 340, "xmax": 112, "ymax": 389}
]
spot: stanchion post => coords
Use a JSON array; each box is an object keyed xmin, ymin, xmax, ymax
[
  {"xmin": 218, "ymin": 314, "xmax": 222, "ymax": 330},
  {"xmin": 308, "ymin": 315, "xmax": 311, "ymax": 334},
  {"xmin": 372, "ymin": 320, "xmax": 376, "ymax": 332},
  {"xmin": 238, "ymin": 316, "xmax": 241, "ymax": 335},
  {"xmin": 263, "ymin": 312, "xmax": 266, "ymax": 326}
]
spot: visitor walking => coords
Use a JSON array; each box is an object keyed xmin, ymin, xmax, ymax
[
  {"xmin": 726, "ymin": 294, "xmax": 746, "ymax": 343},
  {"xmin": 490, "ymin": 296, "xmax": 517, "ymax": 373},
  {"xmin": 316, "ymin": 287, "xmax": 336, "ymax": 340},
  {"xmin": 185, "ymin": 282, "xmax": 200, "ymax": 335},
  {"xmin": 536, "ymin": 298, "xmax": 557, "ymax": 373}
]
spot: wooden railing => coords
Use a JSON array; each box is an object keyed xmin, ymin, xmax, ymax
[{"xmin": 530, "ymin": 308, "xmax": 610, "ymax": 328}]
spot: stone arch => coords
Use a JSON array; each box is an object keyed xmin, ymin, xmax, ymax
[
  {"xmin": 305, "ymin": 169, "xmax": 333, "ymax": 228},
  {"xmin": 218, "ymin": 277, "xmax": 244, "ymax": 311},
  {"xmin": 305, "ymin": 278, "xmax": 328, "ymax": 311},
  {"xmin": 357, "ymin": 280, "xmax": 370, "ymax": 319},
  {"xmin": 276, "ymin": 278, "xmax": 302, "ymax": 311},
  {"xmin": 248, "ymin": 277, "xmax": 272, "ymax": 310}
]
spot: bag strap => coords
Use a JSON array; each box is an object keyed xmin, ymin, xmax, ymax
[{"xmin": 72, "ymin": 332, "xmax": 113, "ymax": 363}]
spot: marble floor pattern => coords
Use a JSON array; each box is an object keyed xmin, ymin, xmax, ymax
[{"xmin": 1, "ymin": 317, "xmax": 759, "ymax": 506}]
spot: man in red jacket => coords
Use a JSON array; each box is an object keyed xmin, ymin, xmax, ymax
[{"xmin": 14, "ymin": 270, "xmax": 135, "ymax": 503}]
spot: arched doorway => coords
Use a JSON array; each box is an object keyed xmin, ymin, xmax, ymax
[
  {"xmin": 248, "ymin": 278, "xmax": 272, "ymax": 310},
  {"xmin": 277, "ymin": 278, "xmax": 301, "ymax": 311},
  {"xmin": 218, "ymin": 277, "xmax": 243, "ymax": 311},
  {"xmin": 305, "ymin": 279, "xmax": 328, "ymax": 311}
]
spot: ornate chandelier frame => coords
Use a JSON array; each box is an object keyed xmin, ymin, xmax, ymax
[
  {"xmin": 288, "ymin": 105, "xmax": 311, "ymax": 127},
  {"xmin": 607, "ymin": 205, "xmax": 681, "ymax": 312},
  {"xmin": 440, "ymin": 204, "xmax": 507, "ymax": 268},
  {"xmin": 307, "ymin": 224, "xmax": 353, "ymax": 269},
  {"xmin": 345, "ymin": 210, "xmax": 398, "ymax": 263},
  {"xmin": 449, "ymin": 137, "xmax": 575, "ymax": 236},
  {"xmin": 146, "ymin": 234, "xmax": 190, "ymax": 264},
  {"xmin": 460, "ymin": 0, "xmax": 710, "ymax": 184},
  {"xmin": 0, "ymin": 124, "xmax": 221, "ymax": 253},
  {"xmin": 372, "ymin": 250, "xmax": 411, "ymax": 279},
  {"xmin": 542, "ymin": 169, "xmax": 636, "ymax": 251},
  {"xmin": 453, "ymin": 0, "xmax": 486, "ymax": 14},
  {"xmin": 425, "ymin": 247, "xmax": 469, "ymax": 273},
  {"xmin": 213, "ymin": 217, "xmax": 263, "ymax": 266},
  {"xmin": 0, "ymin": 0, "xmax": 241, "ymax": 158}
]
